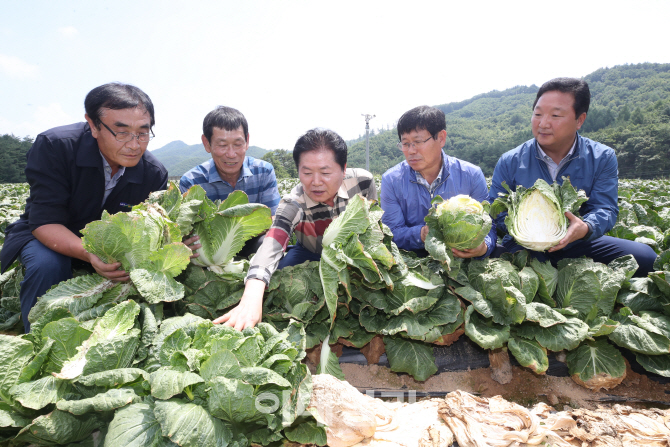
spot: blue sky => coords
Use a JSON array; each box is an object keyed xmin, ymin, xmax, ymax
[{"xmin": 1, "ymin": 0, "xmax": 669, "ymax": 151}]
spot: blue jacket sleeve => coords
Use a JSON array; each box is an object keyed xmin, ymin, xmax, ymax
[
  {"xmin": 469, "ymin": 166, "xmax": 496, "ymax": 258},
  {"xmin": 380, "ymin": 173, "xmax": 424, "ymax": 251},
  {"xmin": 581, "ymin": 149, "xmax": 619, "ymax": 240}
]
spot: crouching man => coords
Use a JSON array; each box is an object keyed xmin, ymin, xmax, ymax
[
  {"xmin": 381, "ymin": 105, "xmax": 496, "ymax": 259},
  {"xmin": 489, "ymin": 77, "xmax": 657, "ymax": 276},
  {"xmin": 1, "ymin": 83, "xmax": 169, "ymax": 332}
]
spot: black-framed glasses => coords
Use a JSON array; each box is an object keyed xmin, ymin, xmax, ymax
[
  {"xmin": 397, "ymin": 136, "xmax": 433, "ymax": 151},
  {"xmin": 101, "ymin": 122, "xmax": 154, "ymax": 143}
]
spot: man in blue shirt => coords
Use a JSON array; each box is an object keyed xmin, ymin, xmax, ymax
[
  {"xmin": 180, "ymin": 106, "xmax": 280, "ymax": 214},
  {"xmin": 489, "ymin": 77, "xmax": 657, "ymax": 276},
  {"xmin": 0, "ymin": 83, "xmax": 171, "ymax": 332},
  {"xmin": 381, "ymin": 105, "xmax": 496, "ymax": 259}
]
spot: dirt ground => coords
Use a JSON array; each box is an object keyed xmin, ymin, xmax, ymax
[{"xmin": 337, "ymin": 361, "xmax": 670, "ymax": 411}]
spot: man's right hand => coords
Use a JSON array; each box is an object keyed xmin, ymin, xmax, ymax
[
  {"xmin": 213, "ymin": 278, "xmax": 265, "ymax": 331},
  {"xmin": 88, "ymin": 253, "xmax": 129, "ymax": 282}
]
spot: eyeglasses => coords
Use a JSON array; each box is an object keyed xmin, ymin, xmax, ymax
[
  {"xmin": 397, "ymin": 136, "xmax": 433, "ymax": 151},
  {"xmin": 101, "ymin": 122, "xmax": 154, "ymax": 143}
]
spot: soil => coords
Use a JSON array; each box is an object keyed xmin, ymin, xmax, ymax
[{"xmin": 337, "ymin": 361, "xmax": 670, "ymax": 411}]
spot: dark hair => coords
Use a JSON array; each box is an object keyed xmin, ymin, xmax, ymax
[
  {"xmin": 84, "ymin": 83, "xmax": 155, "ymax": 129},
  {"xmin": 397, "ymin": 105, "xmax": 446, "ymax": 140},
  {"xmin": 202, "ymin": 106, "xmax": 249, "ymax": 143},
  {"xmin": 292, "ymin": 128, "xmax": 347, "ymax": 171},
  {"xmin": 533, "ymin": 77, "xmax": 590, "ymax": 118}
]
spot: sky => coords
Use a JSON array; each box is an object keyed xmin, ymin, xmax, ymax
[{"xmin": 1, "ymin": 0, "xmax": 669, "ymax": 151}]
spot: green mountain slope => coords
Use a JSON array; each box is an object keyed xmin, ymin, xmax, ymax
[
  {"xmin": 151, "ymin": 141, "xmax": 268, "ymax": 176},
  {"xmin": 347, "ymin": 63, "xmax": 670, "ymax": 178}
]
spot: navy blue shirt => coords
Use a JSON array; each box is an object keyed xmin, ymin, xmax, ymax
[{"xmin": 1, "ymin": 122, "xmax": 168, "ymax": 272}]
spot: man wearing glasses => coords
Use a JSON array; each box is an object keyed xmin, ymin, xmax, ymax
[
  {"xmin": 380, "ymin": 105, "xmax": 495, "ymax": 259},
  {"xmin": 1, "ymin": 83, "xmax": 169, "ymax": 332}
]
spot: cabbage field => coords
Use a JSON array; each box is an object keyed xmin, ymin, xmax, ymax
[{"xmin": 0, "ymin": 178, "xmax": 669, "ymax": 447}]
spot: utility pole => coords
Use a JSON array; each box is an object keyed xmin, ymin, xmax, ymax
[{"xmin": 362, "ymin": 114, "xmax": 375, "ymax": 171}]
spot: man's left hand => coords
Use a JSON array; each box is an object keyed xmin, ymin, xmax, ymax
[
  {"xmin": 183, "ymin": 234, "xmax": 201, "ymax": 259},
  {"xmin": 548, "ymin": 211, "xmax": 589, "ymax": 252},
  {"xmin": 452, "ymin": 241, "xmax": 488, "ymax": 259}
]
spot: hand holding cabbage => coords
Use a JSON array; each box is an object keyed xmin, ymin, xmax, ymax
[
  {"xmin": 490, "ymin": 177, "xmax": 589, "ymax": 252},
  {"xmin": 424, "ymin": 194, "xmax": 492, "ymax": 265}
]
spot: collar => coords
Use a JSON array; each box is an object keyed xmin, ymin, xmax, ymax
[
  {"xmin": 99, "ymin": 150, "xmax": 126, "ymax": 179},
  {"xmin": 536, "ymin": 136, "xmax": 577, "ymax": 163},
  {"xmin": 409, "ymin": 151, "xmax": 450, "ymax": 183},
  {"xmin": 76, "ymin": 124, "xmax": 104, "ymax": 168},
  {"xmin": 415, "ymin": 159, "xmax": 445, "ymax": 184}
]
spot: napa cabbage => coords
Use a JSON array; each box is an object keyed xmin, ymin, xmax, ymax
[
  {"xmin": 190, "ymin": 191, "xmax": 271, "ymax": 273},
  {"xmin": 491, "ymin": 177, "xmax": 588, "ymax": 251}
]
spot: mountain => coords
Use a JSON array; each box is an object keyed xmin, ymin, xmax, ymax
[
  {"xmin": 151, "ymin": 141, "xmax": 268, "ymax": 176},
  {"xmin": 346, "ymin": 63, "xmax": 670, "ymax": 179}
]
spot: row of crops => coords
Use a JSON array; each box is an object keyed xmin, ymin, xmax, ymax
[{"xmin": 0, "ymin": 178, "xmax": 668, "ymax": 446}]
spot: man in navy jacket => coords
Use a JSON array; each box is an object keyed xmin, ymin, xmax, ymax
[
  {"xmin": 381, "ymin": 106, "xmax": 496, "ymax": 259},
  {"xmin": 489, "ymin": 77, "xmax": 657, "ymax": 276},
  {"xmin": 1, "ymin": 83, "xmax": 170, "ymax": 332}
]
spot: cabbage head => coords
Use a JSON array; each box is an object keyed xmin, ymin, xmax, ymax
[
  {"xmin": 424, "ymin": 194, "xmax": 492, "ymax": 250},
  {"xmin": 191, "ymin": 191, "xmax": 272, "ymax": 273},
  {"xmin": 490, "ymin": 177, "xmax": 588, "ymax": 251}
]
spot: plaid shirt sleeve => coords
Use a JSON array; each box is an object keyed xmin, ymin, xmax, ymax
[{"xmin": 246, "ymin": 197, "xmax": 301, "ymax": 285}]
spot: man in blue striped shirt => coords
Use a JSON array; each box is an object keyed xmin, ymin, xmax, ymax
[{"xmin": 179, "ymin": 106, "xmax": 280, "ymax": 214}]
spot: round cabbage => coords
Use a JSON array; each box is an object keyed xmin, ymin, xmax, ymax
[{"xmin": 425, "ymin": 194, "xmax": 492, "ymax": 250}]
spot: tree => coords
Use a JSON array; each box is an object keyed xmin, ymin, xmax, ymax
[
  {"xmin": 617, "ymin": 104, "xmax": 631, "ymax": 123},
  {"xmin": 0, "ymin": 134, "xmax": 31, "ymax": 183},
  {"xmin": 262, "ymin": 149, "xmax": 297, "ymax": 179},
  {"xmin": 631, "ymin": 107, "xmax": 645, "ymax": 125}
]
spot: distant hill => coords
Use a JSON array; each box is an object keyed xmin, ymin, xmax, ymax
[
  {"xmin": 151, "ymin": 141, "xmax": 268, "ymax": 176},
  {"xmin": 346, "ymin": 63, "xmax": 670, "ymax": 179}
]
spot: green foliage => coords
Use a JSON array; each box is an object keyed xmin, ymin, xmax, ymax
[
  {"xmin": 0, "ymin": 298, "xmax": 321, "ymax": 446},
  {"xmin": 262, "ymin": 149, "xmax": 297, "ymax": 179},
  {"xmin": 0, "ymin": 135, "xmax": 32, "ymax": 183}
]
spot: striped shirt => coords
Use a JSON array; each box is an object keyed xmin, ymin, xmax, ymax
[
  {"xmin": 247, "ymin": 168, "xmax": 377, "ymax": 285},
  {"xmin": 179, "ymin": 156, "xmax": 281, "ymax": 214},
  {"xmin": 536, "ymin": 138, "xmax": 577, "ymax": 182},
  {"xmin": 414, "ymin": 160, "xmax": 445, "ymax": 196},
  {"xmin": 100, "ymin": 151, "xmax": 125, "ymax": 206}
]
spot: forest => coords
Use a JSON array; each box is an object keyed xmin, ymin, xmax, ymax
[{"xmin": 2, "ymin": 63, "xmax": 669, "ymax": 183}]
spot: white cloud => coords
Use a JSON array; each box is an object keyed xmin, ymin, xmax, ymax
[
  {"xmin": 57, "ymin": 26, "xmax": 78, "ymax": 37},
  {"xmin": 0, "ymin": 54, "xmax": 38, "ymax": 79},
  {"xmin": 0, "ymin": 103, "xmax": 76, "ymax": 139},
  {"xmin": 34, "ymin": 104, "xmax": 77, "ymax": 130}
]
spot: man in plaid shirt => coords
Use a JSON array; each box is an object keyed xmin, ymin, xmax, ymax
[{"xmin": 214, "ymin": 128, "xmax": 377, "ymax": 330}]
